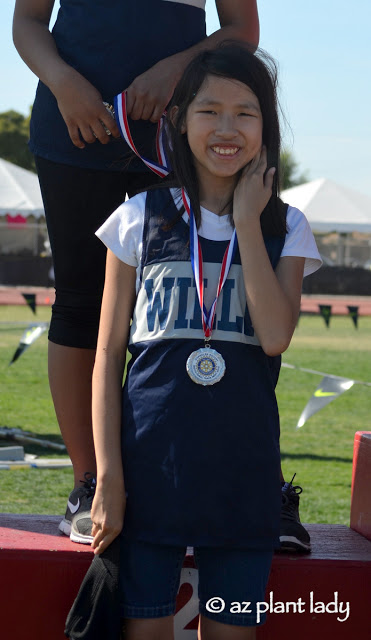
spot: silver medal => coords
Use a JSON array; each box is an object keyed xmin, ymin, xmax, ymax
[{"xmin": 186, "ymin": 347, "xmax": 226, "ymax": 386}]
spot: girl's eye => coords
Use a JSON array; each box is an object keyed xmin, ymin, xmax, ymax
[
  {"xmin": 239, "ymin": 112, "xmax": 254, "ymax": 117},
  {"xmin": 198, "ymin": 110, "xmax": 216, "ymax": 115}
]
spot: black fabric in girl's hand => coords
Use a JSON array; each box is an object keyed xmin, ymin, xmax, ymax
[{"xmin": 65, "ymin": 537, "xmax": 121, "ymax": 640}]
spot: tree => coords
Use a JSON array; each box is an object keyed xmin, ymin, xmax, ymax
[
  {"xmin": 0, "ymin": 109, "xmax": 36, "ymax": 172},
  {"xmin": 280, "ymin": 149, "xmax": 308, "ymax": 191}
]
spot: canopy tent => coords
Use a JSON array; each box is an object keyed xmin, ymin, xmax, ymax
[
  {"xmin": 281, "ymin": 178, "xmax": 371, "ymax": 234},
  {"xmin": 0, "ymin": 158, "xmax": 46, "ymax": 256},
  {"xmin": 0, "ymin": 158, "xmax": 44, "ymax": 219}
]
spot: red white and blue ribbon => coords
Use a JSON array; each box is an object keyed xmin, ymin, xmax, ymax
[
  {"xmin": 114, "ymin": 91, "xmax": 171, "ymax": 177},
  {"xmin": 113, "ymin": 95, "xmax": 236, "ymax": 338},
  {"xmin": 181, "ymin": 188, "xmax": 237, "ymax": 339}
]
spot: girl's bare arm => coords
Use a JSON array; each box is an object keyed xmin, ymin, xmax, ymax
[
  {"xmin": 233, "ymin": 149, "xmax": 305, "ymax": 357},
  {"xmin": 13, "ymin": 0, "xmax": 120, "ymax": 148},
  {"xmin": 91, "ymin": 251, "xmax": 137, "ymax": 554}
]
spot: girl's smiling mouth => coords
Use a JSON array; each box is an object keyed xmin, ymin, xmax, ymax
[{"xmin": 211, "ymin": 145, "xmax": 241, "ymax": 156}]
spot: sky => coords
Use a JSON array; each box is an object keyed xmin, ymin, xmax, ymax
[{"xmin": 1, "ymin": 1, "xmax": 370, "ymax": 196}]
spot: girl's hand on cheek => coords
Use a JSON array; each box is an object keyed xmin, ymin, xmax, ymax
[{"xmin": 233, "ymin": 146, "xmax": 276, "ymax": 228}]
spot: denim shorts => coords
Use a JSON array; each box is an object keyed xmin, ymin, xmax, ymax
[{"xmin": 119, "ymin": 537, "xmax": 273, "ymax": 627}]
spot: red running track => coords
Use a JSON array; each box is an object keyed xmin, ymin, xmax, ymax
[{"xmin": 1, "ymin": 287, "xmax": 371, "ymax": 315}]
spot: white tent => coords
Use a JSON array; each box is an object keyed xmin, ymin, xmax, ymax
[
  {"xmin": 0, "ymin": 158, "xmax": 46, "ymax": 256},
  {"xmin": 281, "ymin": 178, "xmax": 371, "ymax": 234},
  {"xmin": 0, "ymin": 158, "xmax": 44, "ymax": 219}
]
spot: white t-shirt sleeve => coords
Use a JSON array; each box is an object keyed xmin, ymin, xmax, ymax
[
  {"xmin": 95, "ymin": 192, "xmax": 146, "ymax": 267},
  {"xmin": 282, "ymin": 206, "xmax": 322, "ymax": 277}
]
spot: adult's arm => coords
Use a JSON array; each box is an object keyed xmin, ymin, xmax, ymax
[
  {"xmin": 13, "ymin": 1, "xmax": 259, "ymax": 146},
  {"xmin": 90, "ymin": 252, "xmax": 137, "ymax": 554},
  {"xmin": 12, "ymin": 0, "xmax": 120, "ymax": 148},
  {"xmin": 126, "ymin": 0, "xmax": 260, "ymax": 122}
]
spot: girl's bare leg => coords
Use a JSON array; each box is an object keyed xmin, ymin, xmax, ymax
[
  {"xmin": 124, "ymin": 616, "xmax": 174, "ymax": 640},
  {"xmin": 198, "ymin": 615, "xmax": 256, "ymax": 640},
  {"xmin": 48, "ymin": 342, "xmax": 97, "ymax": 487}
]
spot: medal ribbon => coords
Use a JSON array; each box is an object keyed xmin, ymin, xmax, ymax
[
  {"xmin": 114, "ymin": 95, "xmax": 236, "ymax": 339},
  {"xmin": 181, "ymin": 189, "xmax": 237, "ymax": 339},
  {"xmin": 114, "ymin": 91, "xmax": 171, "ymax": 177}
]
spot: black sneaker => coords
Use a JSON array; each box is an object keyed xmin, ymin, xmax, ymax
[
  {"xmin": 59, "ymin": 472, "xmax": 96, "ymax": 544},
  {"xmin": 279, "ymin": 474, "xmax": 311, "ymax": 553}
]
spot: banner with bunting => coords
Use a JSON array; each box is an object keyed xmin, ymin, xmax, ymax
[
  {"xmin": 296, "ymin": 375, "xmax": 355, "ymax": 428},
  {"xmin": 21, "ymin": 293, "xmax": 37, "ymax": 315},
  {"xmin": 319, "ymin": 304, "xmax": 332, "ymax": 328},
  {"xmin": 347, "ymin": 305, "xmax": 359, "ymax": 329},
  {"xmin": 282, "ymin": 363, "xmax": 371, "ymax": 429},
  {"xmin": 9, "ymin": 323, "xmax": 48, "ymax": 365}
]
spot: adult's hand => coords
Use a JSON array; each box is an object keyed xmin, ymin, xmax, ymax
[
  {"xmin": 53, "ymin": 67, "xmax": 120, "ymax": 148},
  {"xmin": 13, "ymin": 0, "xmax": 120, "ymax": 149},
  {"xmin": 125, "ymin": 56, "xmax": 182, "ymax": 123},
  {"xmin": 124, "ymin": 0, "xmax": 260, "ymax": 124}
]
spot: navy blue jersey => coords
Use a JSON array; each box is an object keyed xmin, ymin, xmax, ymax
[
  {"xmin": 121, "ymin": 189, "xmax": 286, "ymax": 549},
  {"xmin": 29, "ymin": 0, "xmax": 206, "ymax": 170}
]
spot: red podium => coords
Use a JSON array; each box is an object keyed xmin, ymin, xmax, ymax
[{"xmin": 0, "ymin": 431, "xmax": 370, "ymax": 639}]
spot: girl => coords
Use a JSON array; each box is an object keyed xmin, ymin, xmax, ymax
[
  {"xmin": 91, "ymin": 43, "xmax": 321, "ymax": 640},
  {"xmin": 13, "ymin": 0, "xmax": 259, "ymax": 544}
]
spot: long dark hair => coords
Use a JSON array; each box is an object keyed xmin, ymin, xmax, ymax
[{"xmin": 166, "ymin": 42, "xmax": 287, "ymax": 237}]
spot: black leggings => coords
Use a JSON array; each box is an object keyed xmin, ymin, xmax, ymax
[{"xmin": 35, "ymin": 156, "xmax": 160, "ymax": 349}]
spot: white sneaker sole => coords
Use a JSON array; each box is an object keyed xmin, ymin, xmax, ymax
[
  {"xmin": 59, "ymin": 517, "xmax": 93, "ymax": 544},
  {"xmin": 70, "ymin": 530, "xmax": 94, "ymax": 544},
  {"xmin": 59, "ymin": 518, "xmax": 71, "ymax": 536},
  {"xmin": 279, "ymin": 535, "xmax": 311, "ymax": 553}
]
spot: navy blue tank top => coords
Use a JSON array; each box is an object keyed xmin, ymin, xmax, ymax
[
  {"xmin": 121, "ymin": 188, "xmax": 286, "ymax": 549},
  {"xmin": 29, "ymin": 1, "xmax": 206, "ymax": 170}
]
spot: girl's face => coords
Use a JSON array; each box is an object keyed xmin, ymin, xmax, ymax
[{"xmin": 183, "ymin": 74, "xmax": 263, "ymax": 194}]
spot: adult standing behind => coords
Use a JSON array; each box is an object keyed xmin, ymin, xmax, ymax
[{"xmin": 13, "ymin": 0, "xmax": 260, "ymax": 543}]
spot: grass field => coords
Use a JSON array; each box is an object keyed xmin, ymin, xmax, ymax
[{"xmin": 0, "ymin": 304, "xmax": 370, "ymax": 524}]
